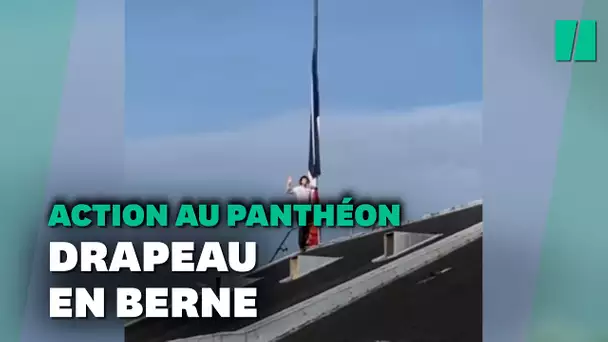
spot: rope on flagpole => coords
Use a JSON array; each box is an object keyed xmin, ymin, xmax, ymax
[{"xmin": 268, "ymin": 227, "xmax": 295, "ymax": 263}]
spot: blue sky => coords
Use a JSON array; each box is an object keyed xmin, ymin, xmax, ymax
[
  {"xmin": 124, "ymin": 0, "xmax": 482, "ymax": 224},
  {"xmin": 126, "ymin": 0, "xmax": 481, "ymax": 138}
]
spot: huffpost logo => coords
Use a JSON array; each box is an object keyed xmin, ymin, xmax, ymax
[{"xmin": 555, "ymin": 20, "xmax": 597, "ymax": 62}]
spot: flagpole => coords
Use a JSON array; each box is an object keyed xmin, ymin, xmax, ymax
[{"xmin": 312, "ymin": 0, "xmax": 321, "ymax": 244}]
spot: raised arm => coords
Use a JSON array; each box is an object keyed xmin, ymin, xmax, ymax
[{"xmin": 285, "ymin": 176, "xmax": 294, "ymax": 194}]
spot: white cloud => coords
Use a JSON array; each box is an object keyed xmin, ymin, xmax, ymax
[{"xmin": 125, "ymin": 102, "xmax": 481, "ymax": 217}]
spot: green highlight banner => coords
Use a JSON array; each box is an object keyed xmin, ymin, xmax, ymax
[
  {"xmin": 555, "ymin": 20, "xmax": 597, "ymax": 62},
  {"xmin": 0, "ymin": 1, "xmax": 77, "ymax": 341}
]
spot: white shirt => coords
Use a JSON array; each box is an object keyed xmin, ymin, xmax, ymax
[{"xmin": 289, "ymin": 185, "xmax": 312, "ymax": 203}]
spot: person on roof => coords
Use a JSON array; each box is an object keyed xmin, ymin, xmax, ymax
[
  {"xmin": 286, "ymin": 175, "xmax": 315, "ymax": 202},
  {"xmin": 286, "ymin": 174, "xmax": 317, "ymax": 252}
]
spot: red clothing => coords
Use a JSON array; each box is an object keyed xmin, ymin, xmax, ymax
[{"xmin": 307, "ymin": 188, "xmax": 321, "ymax": 247}]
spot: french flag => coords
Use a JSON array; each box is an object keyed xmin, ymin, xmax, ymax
[
  {"xmin": 308, "ymin": 0, "xmax": 321, "ymax": 181},
  {"xmin": 307, "ymin": 0, "xmax": 321, "ymax": 247}
]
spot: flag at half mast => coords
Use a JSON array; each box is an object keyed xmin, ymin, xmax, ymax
[
  {"xmin": 308, "ymin": 0, "xmax": 321, "ymax": 180},
  {"xmin": 307, "ymin": 0, "xmax": 321, "ymax": 247}
]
